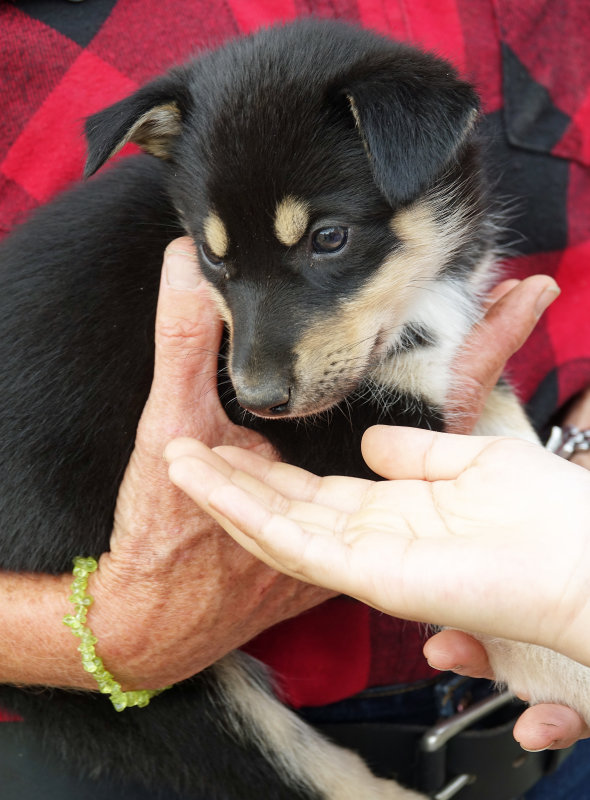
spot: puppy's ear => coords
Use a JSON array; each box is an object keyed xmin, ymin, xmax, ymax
[
  {"xmin": 84, "ymin": 71, "xmax": 189, "ymax": 178},
  {"xmin": 342, "ymin": 54, "xmax": 479, "ymax": 206}
]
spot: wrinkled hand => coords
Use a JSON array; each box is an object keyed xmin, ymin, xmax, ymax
[
  {"xmin": 445, "ymin": 275, "xmax": 560, "ymax": 434},
  {"xmin": 88, "ymin": 238, "xmax": 331, "ymax": 690}
]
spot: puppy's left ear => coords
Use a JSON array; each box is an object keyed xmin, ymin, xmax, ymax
[
  {"xmin": 84, "ymin": 69, "xmax": 190, "ymax": 178},
  {"xmin": 343, "ymin": 54, "xmax": 479, "ymax": 206}
]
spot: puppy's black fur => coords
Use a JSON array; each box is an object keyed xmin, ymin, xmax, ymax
[{"xmin": 0, "ymin": 19, "xmax": 498, "ymax": 800}]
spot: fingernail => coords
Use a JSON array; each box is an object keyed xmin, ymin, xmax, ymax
[
  {"xmin": 427, "ymin": 660, "xmax": 464, "ymax": 672},
  {"xmin": 535, "ymin": 283, "xmax": 560, "ymax": 319},
  {"xmin": 165, "ymin": 249, "xmax": 201, "ymax": 290},
  {"xmin": 518, "ymin": 744, "xmax": 552, "ymax": 753}
]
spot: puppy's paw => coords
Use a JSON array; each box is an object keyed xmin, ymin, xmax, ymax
[{"xmin": 478, "ymin": 636, "xmax": 590, "ymax": 724}]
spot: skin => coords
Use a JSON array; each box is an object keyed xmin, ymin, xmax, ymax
[
  {"xmin": 165, "ymin": 430, "xmax": 590, "ymax": 665},
  {"xmin": 167, "ymin": 432, "xmax": 590, "ymax": 752},
  {"xmin": 1, "ymin": 238, "xmax": 579, "ymax": 754}
]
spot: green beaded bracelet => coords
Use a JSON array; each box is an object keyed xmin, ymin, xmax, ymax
[{"xmin": 63, "ymin": 556, "xmax": 170, "ymax": 711}]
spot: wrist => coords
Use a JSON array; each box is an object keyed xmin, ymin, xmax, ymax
[
  {"xmin": 84, "ymin": 555, "xmax": 168, "ymax": 690},
  {"xmin": 63, "ymin": 557, "xmax": 170, "ymax": 709}
]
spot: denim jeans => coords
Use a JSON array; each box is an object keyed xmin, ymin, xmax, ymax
[{"xmin": 299, "ymin": 674, "xmax": 590, "ymax": 799}]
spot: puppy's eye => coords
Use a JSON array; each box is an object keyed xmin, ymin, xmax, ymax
[
  {"xmin": 312, "ymin": 226, "xmax": 348, "ymax": 254},
  {"xmin": 200, "ymin": 242, "xmax": 225, "ymax": 268}
]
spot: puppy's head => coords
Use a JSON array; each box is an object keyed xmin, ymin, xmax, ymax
[{"xmin": 85, "ymin": 20, "xmax": 482, "ymax": 418}]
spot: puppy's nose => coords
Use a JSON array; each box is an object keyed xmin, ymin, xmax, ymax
[{"xmin": 235, "ymin": 385, "xmax": 292, "ymax": 416}]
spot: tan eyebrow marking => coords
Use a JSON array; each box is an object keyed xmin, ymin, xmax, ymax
[
  {"xmin": 274, "ymin": 196, "xmax": 310, "ymax": 247},
  {"xmin": 204, "ymin": 212, "xmax": 229, "ymax": 259}
]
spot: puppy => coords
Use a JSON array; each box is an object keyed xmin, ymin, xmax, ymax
[{"xmin": 0, "ymin": 18, "xmax": 585, "ymax": 800}]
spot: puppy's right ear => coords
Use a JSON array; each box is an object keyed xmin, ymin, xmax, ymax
[{"xmin": 84, "ymin": 70, "xmax": 190, "ymax": 178}]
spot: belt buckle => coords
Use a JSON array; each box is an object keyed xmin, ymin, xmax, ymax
[{"xmin": 418, "ymin": 689, "xmax": 515, "ymax": 799}]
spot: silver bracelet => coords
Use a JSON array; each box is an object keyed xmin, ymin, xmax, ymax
[{"xmin": 546, "ymin": 425, "xmax": 590, "ymax": 459}]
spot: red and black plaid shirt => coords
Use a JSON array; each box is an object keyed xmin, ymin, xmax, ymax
[{"xmin": 2, "ymin": 0, "xmax": 589, "ymax": 711}]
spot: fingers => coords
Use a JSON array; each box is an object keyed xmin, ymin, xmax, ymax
[
  {"xmin": 361, "ymin": 424, "xmax": 518, "ymax": 482},
  {"xmin": 482, "ymin": 278, "xmax": 520, "ymax": 308},
  {"xmin": 166, "ymin": 442, "xmax": 355, "ymax": 583},
  {"xmin": 166, "ymin": 442, "xmax": 283, "ymax": 566},
  {"xmin": 167, "ymin": 439, "xmax": 373, "ymax": 512},
  {"xmin": 425, "ymin": 631, "xmax": 590, "ymax": 751},
  {"xmin": 423, "ymin": 630, "xmax": 495, "ymax": 680},
  {"xmin": 165, "ymin": 439, "xmax": 399, "ymax": 599},
  {"xmin": 446, "ymin": 275, "xmax": 560, "ymax": 434},
  {"xmin": 514, "ymin": 704, "xmax": 590, "ymax": 751}
]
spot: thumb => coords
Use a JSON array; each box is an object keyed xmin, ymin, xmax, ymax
[
  {"xmin": 154, "ymin": 237, "xmax": 222, "ymax": 381},
  {"xmin": 361, "ymin": 425, "xmax": 512, "ymax": 481},
  {"xmin": 142, "ymin": 238, "xmax": 273, "ymax": 456},
  {"xmin": 140, "ymin": 238, "xmax": 227, "ymax": 441}
]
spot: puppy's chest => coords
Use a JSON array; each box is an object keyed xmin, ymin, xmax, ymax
[
  {"xmin": 234, "ymin": 390, "xmax": 446, "ymax": 480},
  {"xmin": 369, "ymin": 277, "xmax": 483, "ymax": 408}
]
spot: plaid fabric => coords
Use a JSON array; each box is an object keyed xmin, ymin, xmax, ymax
[{"xmin": 1, "ymin": 0, "xmax": 589, "ymax": 712}]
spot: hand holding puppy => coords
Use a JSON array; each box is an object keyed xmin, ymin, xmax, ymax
[{"xmin": 88, "ymin": 238, "xmax": 333, "ymax": 689}]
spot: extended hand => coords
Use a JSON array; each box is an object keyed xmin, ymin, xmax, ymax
[{"xmin": 166, "ymin": 426, "xmax": 590, "ymax": 666}]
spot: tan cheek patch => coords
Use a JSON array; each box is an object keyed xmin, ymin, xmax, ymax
[
  {"xmin": 294, "ymin": 306, "xmax": 365, "ymax": 383},
  {"xmin": 274, "ymin": 196, "xmax": 310, "ymax": 247},
  {"xmin": 293, "ymin": 199, "xmax": 452, "ymax": 393},
  {"xmin": 346, "ymin": 199, "xmax": 442, "ymax": 320},
  {"xmin": 204, "ymin": 212, "xmax": 229, "ymax": 260}
]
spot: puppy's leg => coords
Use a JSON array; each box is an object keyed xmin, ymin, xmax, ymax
[
  {"xmin": 473, "ymin": 637, "xmax": 590, "ymax": 726},
  {"xmin": 216, "ymin": 653, "xmax": 427, "ymax": 800}
]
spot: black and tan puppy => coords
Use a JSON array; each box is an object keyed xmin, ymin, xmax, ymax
[{"xmin": 0, "ymin": 18, "xmax": 587, "ymax": 800}]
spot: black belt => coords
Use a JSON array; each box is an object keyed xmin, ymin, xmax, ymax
[{"xmin": 314, "ymin": 690, "xmax": 572, "ymax": 799}]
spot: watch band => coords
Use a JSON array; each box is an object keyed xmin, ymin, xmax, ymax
[{"xmin": 546, "ymin": 425, "xmax": 590, "ymax": 459}]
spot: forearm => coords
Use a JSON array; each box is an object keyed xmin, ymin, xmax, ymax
[
  {"xmin": 0, "ymin": 570, "xmax": 97, "ymax": 690},
  {"xmin": 0, "ymin": 559, "xmax": 330, "ymax": 693}
]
